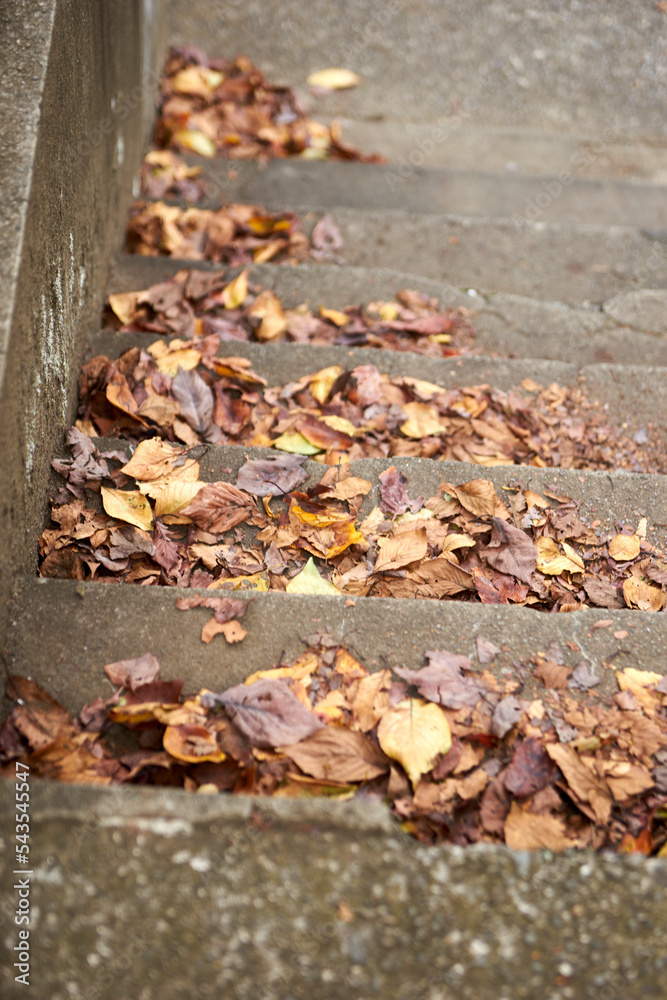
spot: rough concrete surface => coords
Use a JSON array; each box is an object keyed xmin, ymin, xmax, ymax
[
  {"xmin": 108, "ymin": 256, "xmax": 667, "ymax": 367},
  {"xmin": 0, "ymin": 782, "xmax": 666, "ymax": 1000},
  {"xmin": 331, "ymin": 119, "xmax": 667, "ymax": 183},
  {"xmin": 189, "ymin": 158, "xmax": 667, "ymax": 229},
  {"xmin": 167, "ymin": 0, "xmax": 667, "ymax": 142},
  {"xmin": 0, "ymin": 0, "xmax": 167, "ymax": 648},
  {"xmin": 296, "ymin": 206, "xmax": 667, "ymax": 304},
  {"xmin": 6, "ymin": 576, "xmax": 667, "ymax": 716}
]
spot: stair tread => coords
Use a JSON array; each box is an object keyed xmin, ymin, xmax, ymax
[
  {"xmin": 8, "ymin": 576, "xmax": 667, "ymax": 717},
  {"xmin": 88, "ymin": 327, "xmax": 667, "ymax": 441},
  {"xmin": 175, "ymin": 157, "xmax": 667, "ymax": 229},
  {"xmin": 107, "ymin": 256, "xmax": 667, "ymax": 367},
  {"xmin": 124, "ymin": 200, "xmax": 667, "ymax": 305}
]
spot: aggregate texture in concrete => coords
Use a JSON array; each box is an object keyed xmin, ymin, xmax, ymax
[
  {"xmin": 0, "ymin": 0, "xmax": 167, "ymax": 648},
  {"xmin": 0, "ymin": 782, "xmax": 665, "ymax": 1000}
]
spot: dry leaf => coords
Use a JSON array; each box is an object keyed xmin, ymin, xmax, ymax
[
  {"xmin": 279, "ymin": 728, "xmax": 388, "ymax": 783},
  {"xmin": 307, "ymin": 68, "xmax": 362, "ymax": 90},
  {"xmin": 377, "ymin": 699, "xmax": 452, "ymax": 788}
]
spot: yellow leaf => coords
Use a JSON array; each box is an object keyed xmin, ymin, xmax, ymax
[
  {"xmin": 245, "ymin": 652, "xmax": 320, "ymax": 687},
  {"xmin": 307, "ymin": 68, "xmax": 362, "ymax": 90},
  {"xmin": 155, "ymin": 348, "xmax": 202, "ymax": 377},
  {"xmin": 608, "ymin": 534, "xmax": 641, "ymax": 561},
  {"xmin": 138, "ymin": 459, "xmax": 201, "ymax": 498},
  {"xmin": 285, "ymin": 558, "xmax": 341, "ymax": 595},
  {"xmin": 319, "ymin": 306, "xmax": 349, "ymax": 327},
  {"xmin": 622, "ymin": 577, "xmax": 665, "ymax": 611},
  {"xmin": 248, "ymin": 289, "xmax": 287, "ymax": 341},
  {"xmin": 536, "ymin": 536, "xmax": 585, "ymax": 575},
  {"xmin": 334, "ymin": 648, "xmax": 368, "ymax": 681},
  {"xmin": 121, "ymin": 438, "xmax": 184, "ymax": 482},
  {"xmin": 107, "ymin": 291, "xmax": 139, "ymax": 325},
  {"xmin": 401, "ymin": 377, "xmax": 446, "ymax": 399},
  {"xmin": 377, "ymin": 302, "xmax": 400, "ymax": 321},
  {"xmin": 377, "ymin": 699, "xmax": 452, "ymax": 788},
  {"xmin": 172, "ymin": 129, "xmax": 216, "ymax": 158},
  {"xmin": 171, "ymin": 66, "xmax": 223, "ymax": 98},
  {"xmin": 153, "ymin": 480, "xmax": 205, "ymax": 519},
  {"xmin": 400, "ymin": 402, "xmax": 447, "ymax": 439},
  {"xmin": 290, "ymin": 503, "xmax": 354, "ymax": 528},
  {"xmin": 309, "ymin": 365, "xmax": 343, "ymax": 404},
  {"xmin": 618, "ymin": 667, "xmax": 663, "ymax": 688},
  {"xmin": 101, "ymin": 488, "xmax": 153, "ymax": 531},
  {"xmin": 320, "ymin": 414, "xmax": 358, "ymax": 437},
  {"xmin": 221, "ymin": 270, "xmax": 249, "ymax": 309},
  {"xmin": 314, "ymin": 689, "xmax": 349, "ymax": 723},
  {"xmin": 273, "ymin": 431, "xmax": 322, "ymax": 455}
]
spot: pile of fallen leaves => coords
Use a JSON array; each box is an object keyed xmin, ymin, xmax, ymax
[
  {"xmin": 41, "ymin": 435, "xmax": 666, "ymax": 613},
  {"xmin": 152, "ymin": 46, "xmax": 383, "ymax": 163},
  {"xmin": 2, "ymin": 639, "xmax": 666, "ymax": 854},
  {"xmin": 105, "ymin": 270, "xmax": 476, "ymax": 359},
  {"xmin": 76, "ymin": 329, "xmax": 664, "ymax": 474},
  {"xmin": 126, "ymin": 202, "xmax": 337, "ymax": 264}
]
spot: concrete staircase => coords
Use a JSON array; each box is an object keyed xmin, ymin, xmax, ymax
[{"xmin": 2, "ymin": 2, "xmax": 667, "ymax": 997}]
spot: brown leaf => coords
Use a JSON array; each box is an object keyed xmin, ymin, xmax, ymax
[
  {"xmin": 163, "ymin": 724, "xmax": 225, "ymax": 763},
  {"xmin": 491, "ymin": 696, "xmax": 523, "ymax": 738},
  {"xmin": 310, "ymin": 213, "xmax": 343, "ymax": 259},
  {"xmin": 378, "ymin": 466, "xmax": 423, "ymax": 515},
  {"xmin": 414, "ymin": 557, "xmax": 475, "ymax": 596},
  {"xmin": 104, "ymin": 653, "xmax": 161, "ymax": 691},
  {"xmin": 176, "ymin": 595, "xmax": 248, "ymax": 622},
  {"xmin": 503, "ymin": 738, "xmax": 557, "ymax": 797},
  {"xmin": 476, "ymin": 637, "xmax": 502, "ymax": 664},
  {"xmin": 235, "ymin": 454, "xmax": 309, "ymax": 496},
  {"xmin": 279, "ymin": 728, "xmax": 389, "ymax": 782},
  {"xmin": 545, "ymin": 743, "xmax": 612, "ymax": 824},
  {"xmin": 536, "ymin": 660, "xmax": 571, "ymax": 690},
  {"xmin": 6, "ymin": 676, "xmax": 71, "ymax": 751},
  {"xmin": 202, "ymin": 679, "xmax": 324, "ymax": 748},
  {"xmin": 504, "ymin": 801, "xmax": 570, "ymax": 851},
  {"xmin": 181, "ymin": 481, "xmax": 254, "ymax": 532},
  {"xmin": 484, "ymin": 517, "xmax": 537, "ymax": 584},
  {"xmin": 394, "ymin": 651, "xmax": 487, "ymax": 709},
  {"xmin": 40, "ymin": 549, "xmax": 86, "ymax": 580},
  {"xmin": 480, "ymin": 775, "xmax": 510, "ymax": 834},
  {"xmin": 375, "ymin": 528, "xmax": 428, "ymax": 572},
  {"xmin": 171, "ymin": 368, "xmax": 214, "ymax": 433},
  {"xmin": 443, "ymin": 479, "xmax": 498, "ymax": 517},
  {"xmin": 583, "ymin": 576, "xmax": 625, "ymax": 608},
  {"xmin": 350, "ymin": 670, "xmax": 392, "ymax": 732}
]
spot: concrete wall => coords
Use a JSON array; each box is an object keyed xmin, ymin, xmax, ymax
[{"xmin": 0, "ymin": 0, "xmax": 167, "ymax": 643}]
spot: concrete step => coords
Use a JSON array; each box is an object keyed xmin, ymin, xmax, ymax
[
  {"xmin": 326, "ymin": 120, "xmax": 667, "ymax": 185},
  {"xmin": 89, "ymin": 326, "xmax": 667, "ymax": 446},
  {"xmin": 129, "ymin": 200, "xmax": 667, "ymax": 305},
  {"xmin": 167, "ymin": 0, "xmax": 667, "ymax": 152},
  {"xmin": 108, "ymin": 255, "xmax": 667, "ymax": 367},
  {"xmin": 24, "ymin": 444, "xmax": 667, "ymax": 714},
  {"xmin": 2, "ymin": 780, "xmax": 666, "ymax": 1000},
  {"xmin": 8, "ymin": 567, "xmax": 667, "ymax": 717},
  {"xmin": 181, "ymin": 157, "xmax": 667, "ymax": 230}
]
